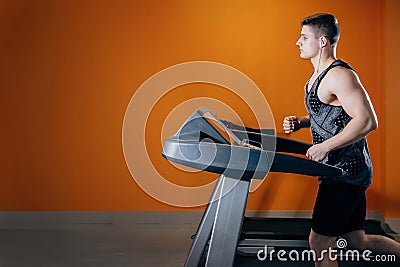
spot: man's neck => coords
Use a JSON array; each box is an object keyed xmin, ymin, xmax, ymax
[{"xmin": 311, "ymin": 51, "xmax": 336, "ymax": 74}]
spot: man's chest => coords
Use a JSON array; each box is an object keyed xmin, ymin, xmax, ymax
[{"xmin": 307, "ymin": 73, "xmax": 339, "ymax": 106}]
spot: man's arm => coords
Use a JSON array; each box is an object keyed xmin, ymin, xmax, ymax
[
  {"xmin": 299, "ymin": 115, "xmax": 311, "ymax": 128},
  {"xmin": 306, "ymin": 68, "xmax": 378, "ymax": 161}
]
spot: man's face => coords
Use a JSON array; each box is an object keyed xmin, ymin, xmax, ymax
[{"xmin": 296, "ymin": 25, "xmax": 320, "ymax": 59}]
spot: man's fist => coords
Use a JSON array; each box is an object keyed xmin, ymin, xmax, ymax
[{"xmin": 283, "ymin": 116, "xmax": 301, "ymax": 134}]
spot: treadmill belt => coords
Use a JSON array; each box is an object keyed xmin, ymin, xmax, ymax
[
  {"xmin": 234, "ymin": 217, "xmax": 398, "ymax": 266},
  {"xmin": 241, "ymin": 217, "xmax": 394, "ymax": 240}
]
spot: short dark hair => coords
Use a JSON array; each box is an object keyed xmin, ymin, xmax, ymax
[{"xmin": 301, "ymin": 13, "xmax": 340, "ymax": 46}]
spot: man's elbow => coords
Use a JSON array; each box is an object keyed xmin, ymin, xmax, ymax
[{"xmin": 368, "ymin": 116, "xmax": 378, "ymax": 132}]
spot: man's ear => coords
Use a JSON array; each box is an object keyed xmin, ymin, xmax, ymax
[{"xmin": 320, "ymin": 36, "xmax": 327, "ymax": 48}]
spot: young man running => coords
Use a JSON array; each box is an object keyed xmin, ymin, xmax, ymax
[{"xmin": 283, "ymin": 13, "xmax": 400, "ymax": 267}]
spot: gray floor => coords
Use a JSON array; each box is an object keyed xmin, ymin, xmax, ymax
[
  {"xmin": 0, "ymin": 212, "xmax": 200, "ymax": 267},
  {"xmin": 0, "ymin": 212, "xmax": 399, "ymax": 267}
]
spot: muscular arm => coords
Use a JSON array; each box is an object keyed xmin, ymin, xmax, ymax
[{"xmin": 306, "ymin": 68, "xmax": 378, "ymax": 161}]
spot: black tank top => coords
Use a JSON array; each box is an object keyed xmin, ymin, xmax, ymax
[{"xmin": 305, "ymin": 59, "xmax": 372, "ymax": 187}]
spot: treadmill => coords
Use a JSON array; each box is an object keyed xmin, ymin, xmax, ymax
[{"xmin": 161, "ymin": 107, "xmax": 397, "ymax": 267}]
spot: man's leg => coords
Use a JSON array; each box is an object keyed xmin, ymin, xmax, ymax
[
  {"xmin": 309, "ymin": 229, "xmax": 338, "ymax": 267},
  {"xmin": 343, "ymin": 229, "xmax": 400, "ymax": 258}
]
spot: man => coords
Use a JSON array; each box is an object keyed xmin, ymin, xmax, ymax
[{"xmin": 283, "ymin": 13, "xmax": 400, "ymax": 266}]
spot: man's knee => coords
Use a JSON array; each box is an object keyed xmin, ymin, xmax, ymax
[
  {"xmin": 309, "ymin": 230, "xmax": 337, "ymax": 251},
  {"xmin": 342, "ymin": 230, "xmax": 366, "ymax": 250}
]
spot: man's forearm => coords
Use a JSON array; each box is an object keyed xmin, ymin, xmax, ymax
[
  {"xmin": 299, "ymin": 116, "xmax": 310, "ymax": 128},
  {"xmin": 323, "ymin": 116, "xmax": 377, "ymax": 152}
]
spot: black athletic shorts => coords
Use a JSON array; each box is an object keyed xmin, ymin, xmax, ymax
[{"xmin": 311, "ymin": 179, "xmax": 367, "ymax": 237}]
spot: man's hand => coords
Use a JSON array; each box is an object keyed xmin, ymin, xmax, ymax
[
  {"xmin": 283, "ymin": 116, "xmax": 301, "ymax": 134},
  {"xmin": 306, "ymin": 143, "xmax": 330, "ymax": 162}
]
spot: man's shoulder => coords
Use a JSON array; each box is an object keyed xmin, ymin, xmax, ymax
[
  {"xmin": 332, "ymin": 59, "xmax": 353, "ymax": 68},
  {"xmin": 323, "ymin": 64, "xmax": 362, "ymax": 96},
  {"xmin": 330, "ymin": 63, "xmax": 354, "ymax": 74},
  {"xmin": 326, "ymin": 64, "xmax": 358, "ymax": 83}
]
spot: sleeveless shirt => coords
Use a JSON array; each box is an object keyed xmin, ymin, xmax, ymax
[{"xmin": 305, "ymin": 59, "xmax": 372, "ymax": 187}]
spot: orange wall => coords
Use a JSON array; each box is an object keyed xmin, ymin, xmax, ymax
[
  {"xmin": 0, "ymin": 0, "xmax": 396, "ymax": 215},
  {"xmin": 382, "ymin": 0, "xmax": 400, "ymax": 218}
]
